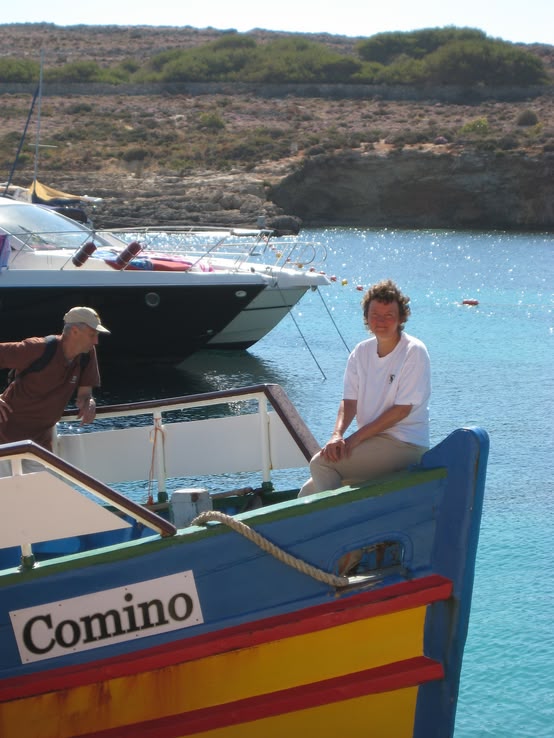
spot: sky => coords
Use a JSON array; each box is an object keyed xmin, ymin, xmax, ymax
[{"xmin": 2, "ymin": 0, "xmax": 553, "ymax": 46}]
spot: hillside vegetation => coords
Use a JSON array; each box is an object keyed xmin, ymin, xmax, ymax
[
  {"xmin": 0, "ymin": 23, "xmax": 553, "ymax": 231},
  {"xmin": 0, "ymin": 25, "xmax": 551, "ymax": 86}
]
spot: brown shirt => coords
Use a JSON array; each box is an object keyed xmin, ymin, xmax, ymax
[{"xmin": 0, "ymin": 336, "xmax": 100, "ymax": 450}]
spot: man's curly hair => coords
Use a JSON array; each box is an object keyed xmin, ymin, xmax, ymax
[{"xmin": 361, "ymin": 279, "xmax": 411, "ymax": 331}]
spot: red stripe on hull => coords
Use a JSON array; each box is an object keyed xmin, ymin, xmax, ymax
[
  {"xmin": 76, "ymin": 656, "xmax": 443, "ymax": 738},
  {"xmin": 0, "ymin": 574, "xmax": 451, "ymax": 703}
]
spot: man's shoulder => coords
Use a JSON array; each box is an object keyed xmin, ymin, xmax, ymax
[
  {"xmin": 0, "ymin": 336, "xmax": 46, "ymax": 357},
  {"xmin": 401, "ymin": 332, "xmax": 428, "ymax": 351},
  {"xmin": 0, "ymin": 336, "xmax": 62, "ymax": 370},
  {"xmin": 400, "ymin": 333, "xmax": 430, "ymax": 365},
  {"xmin": 3, "ymin": 336, "xmax": 59, "ymax": 347},
  {"xmin": 22, "ymin": 336, "xmax": 62, "ymax": 359},
  {"xmin": 346, "ymin": 338, "xmax": 376, "ymax": 373},
  {"xmin": 351, "ymin": 337, "xmax": 376, "ymax": 354}
]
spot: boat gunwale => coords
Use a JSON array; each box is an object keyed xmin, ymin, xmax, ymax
[{"xmin": 0, "ymin": 462, "xmax": 446, "ymax": 586}]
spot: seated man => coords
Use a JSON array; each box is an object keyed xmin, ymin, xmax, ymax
[{"xmin": 299, "ymin": 279, "xmax": 430, "ymax": 497}]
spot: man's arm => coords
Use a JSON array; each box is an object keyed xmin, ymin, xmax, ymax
[
  {"xmin": 76, "ymin": 386, "xmax": 96, "ymax": 424},
  {"xmin": 320, "ymin": 399, "xmax": 357, "ymax": 462},
  {"xmin": 0, "ymin": 396, "xmax": 12, "ymax": 423},
  {"xmin": 344, "ymin": 404, "xmax": 412, "ymax": 453}
]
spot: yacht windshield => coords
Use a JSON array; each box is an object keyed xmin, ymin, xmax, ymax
[{"xmin": 0, "ymin": 202, "xmax": 116, "ymax": 251}]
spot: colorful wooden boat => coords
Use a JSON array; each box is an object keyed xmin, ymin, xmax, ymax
[{"xmin": 0, "ymin": 384, "xmax": 488, "ymax": 738}]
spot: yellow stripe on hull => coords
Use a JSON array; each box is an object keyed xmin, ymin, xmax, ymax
[
  {"xmin": 2, "ymin": 607, "xmax": 426, "ymax": 738},
  {"xmin": 173, "ymin": 687, "xmax": 418, "ymax": 738}
]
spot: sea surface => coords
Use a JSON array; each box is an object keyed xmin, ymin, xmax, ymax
[{"xmin": 96, "ymin": 227, "xmax": 553, "ymax": 738}]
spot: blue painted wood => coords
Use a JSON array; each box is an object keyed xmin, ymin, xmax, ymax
[
  {"xmin": 415, "ymin": 427, "xmax": 490, "ymax": 738},
  {"xmin": 0, "ymin": 427, "xmax": 489, "ymax": 738}
]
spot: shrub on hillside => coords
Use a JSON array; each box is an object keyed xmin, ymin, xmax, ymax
[
  {"xmin": 459, "ymin": 117, "xmax": 490, "ymax": 135},
  {"xmin": 195, "ymin": 112, "xmax": 226, "ymax": 132},
  {"xmin": 355, "ymin": 27, "xmax": 487, "ymax": 64},
  {"xmin": 46, "ymin": 61, "xmax": 128, "ymax": 84},
  {"xmin": 0, "ymin": 57, "xmax": 40, "ymax": 83},
  {"xmin": 496, "ymin": 134, "xmax": 520, "ymax": 150},
  {"xmin": 516, "ymin": 109, "xmax": 539, "ymax": 126},
  {"xmin": 424, "ymin": 39, "xmax": 548, "ymax": 85},
  {"xmin": 356, "ymin": 29, "xmax": 548, "ymax": 87},
  {"xmin": 1, "ymin": 27, "xmax": 549, "ymax": 88},
  {"xmin": 67, "ymin": 102, "xmax": 94, "ymax": 114},
  {"xmin": 121, "ymin": 147, "xmax": 150, "ymax": 163}
]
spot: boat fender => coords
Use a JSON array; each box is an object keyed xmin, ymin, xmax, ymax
[
  {"xmin": 72, "ymin": 241, "xmax": 97, "ymax": 267},
  {"xmin": 113, "ymin": 241, "xmax": 143, "ymax": 270}
]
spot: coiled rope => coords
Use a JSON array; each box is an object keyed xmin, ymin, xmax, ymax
[{"xmin": 191, "ymin": 510, "xmax": 350, "ymax": 588}]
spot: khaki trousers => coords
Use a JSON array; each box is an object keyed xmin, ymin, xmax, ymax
[{"xmin": 298, "ymin": 433, "xmax": 427, "ymax": 497}]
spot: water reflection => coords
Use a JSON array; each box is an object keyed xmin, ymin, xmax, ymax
[{"xmin": 97, "ymin": 349, "xmax": 289, "ymax": 406}]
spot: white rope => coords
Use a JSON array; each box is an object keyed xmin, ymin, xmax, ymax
[{"xmin": 191, "ymin": 510, "xmax": 349, "ymax": 588}]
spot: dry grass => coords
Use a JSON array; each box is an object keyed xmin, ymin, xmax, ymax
[
  {"xmin": 2, "ymin": 92, "xmax": 553, "ymax": 180},
  {"xmin": 1, "ymin": 24, "xmax": 553, "ymax": 189}
]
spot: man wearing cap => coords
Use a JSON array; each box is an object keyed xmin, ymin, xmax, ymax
[{"xmin": 0, "ymin": 307, "xmax": 110, "ymax": 452}]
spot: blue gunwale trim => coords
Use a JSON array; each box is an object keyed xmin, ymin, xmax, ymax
[{"xmin": 0, "ymin": 465, "xmax": 447, "ymax": 587}]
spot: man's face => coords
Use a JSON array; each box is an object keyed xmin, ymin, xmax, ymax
[
  {"xmin": 367, "ymin": 299, "xmax": 401, "ymax": 339},
  {"xmin": 73, "ymin": 324, "xmax": 99, "ymax": 352}
]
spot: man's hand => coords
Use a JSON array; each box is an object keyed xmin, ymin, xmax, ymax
[
  {"xmin": 0, "ymin": 396, "xmax": 13, "ymax": 423},
  {"xmin": 321, "ymin": 435, "xmax": 349, "ymax": 462},
  {"xmin": 76, "ymin": 396, "xmax": 96, "ymax": 424}
]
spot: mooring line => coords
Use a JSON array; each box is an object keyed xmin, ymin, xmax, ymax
[
  {"xmin": 287, "ymin": 306, "xmax": 327, "ymax": 380},
  {"xmin": 316, "ymin": 288, "xmax": 351, "ymax": 353}
]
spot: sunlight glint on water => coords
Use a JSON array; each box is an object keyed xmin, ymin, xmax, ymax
[{"xmin": 97, "ymin": 228, "xmax": 553, "ymax": 737}]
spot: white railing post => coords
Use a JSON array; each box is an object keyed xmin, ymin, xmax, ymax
[
  {"xmin": 258, "ymin": 395, "xmax": 272, "ymax": 485},
  {"xmin": 152, "ymin": 411, "xmax": 168, "ymax": 502},
  {"xmin": 20, "ymin": 542, "xmax": 35, "ymax": 569}
]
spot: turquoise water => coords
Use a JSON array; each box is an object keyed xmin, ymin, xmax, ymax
[{"xmin": 99, "ymin": 228, "xmax": 553, "ymax": 737}]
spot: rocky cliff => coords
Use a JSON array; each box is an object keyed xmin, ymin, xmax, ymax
[
  {"xmin": 78, "ymin": 144, "xmax": 553, "ymax": 232},
  {"xmin": 270, "ymin": 146, "xmax": 554, "ymax": 230}
]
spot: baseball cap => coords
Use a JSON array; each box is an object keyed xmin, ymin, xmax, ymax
[{"xmin": 63, "ymin": 306, "xmax": 111, "ymax": 334}]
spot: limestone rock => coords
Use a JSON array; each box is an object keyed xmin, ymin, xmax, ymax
[
  {"xmin": 269, "ymin": 148, "xmax": 554, "ymax": 230},
  {"xmin": 53, "ymin": 147, "xmax": 554, "ymax": 232}
]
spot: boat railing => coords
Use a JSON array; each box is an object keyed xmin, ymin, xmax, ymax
[
  {"xmin": 3, "ymin": 219, "xmax": 328, "ymax": 276},
  {"xmin": 0, "ymin": 439, "xmax": 177, "ymax": 570},
  {"xmin": 102, "ymin": 227, "xmax": 328, "ymax": 274},
  {"xmin": 1, "ymin": 226, "xmax": 86, "ymax": 255},
  {"xmin": 56, "ymin": 384, "xmax": 320, "ymax": 502},
  {"xmin": 2, "ymin": 224, "xmax": 117, "ymax": 257}
]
